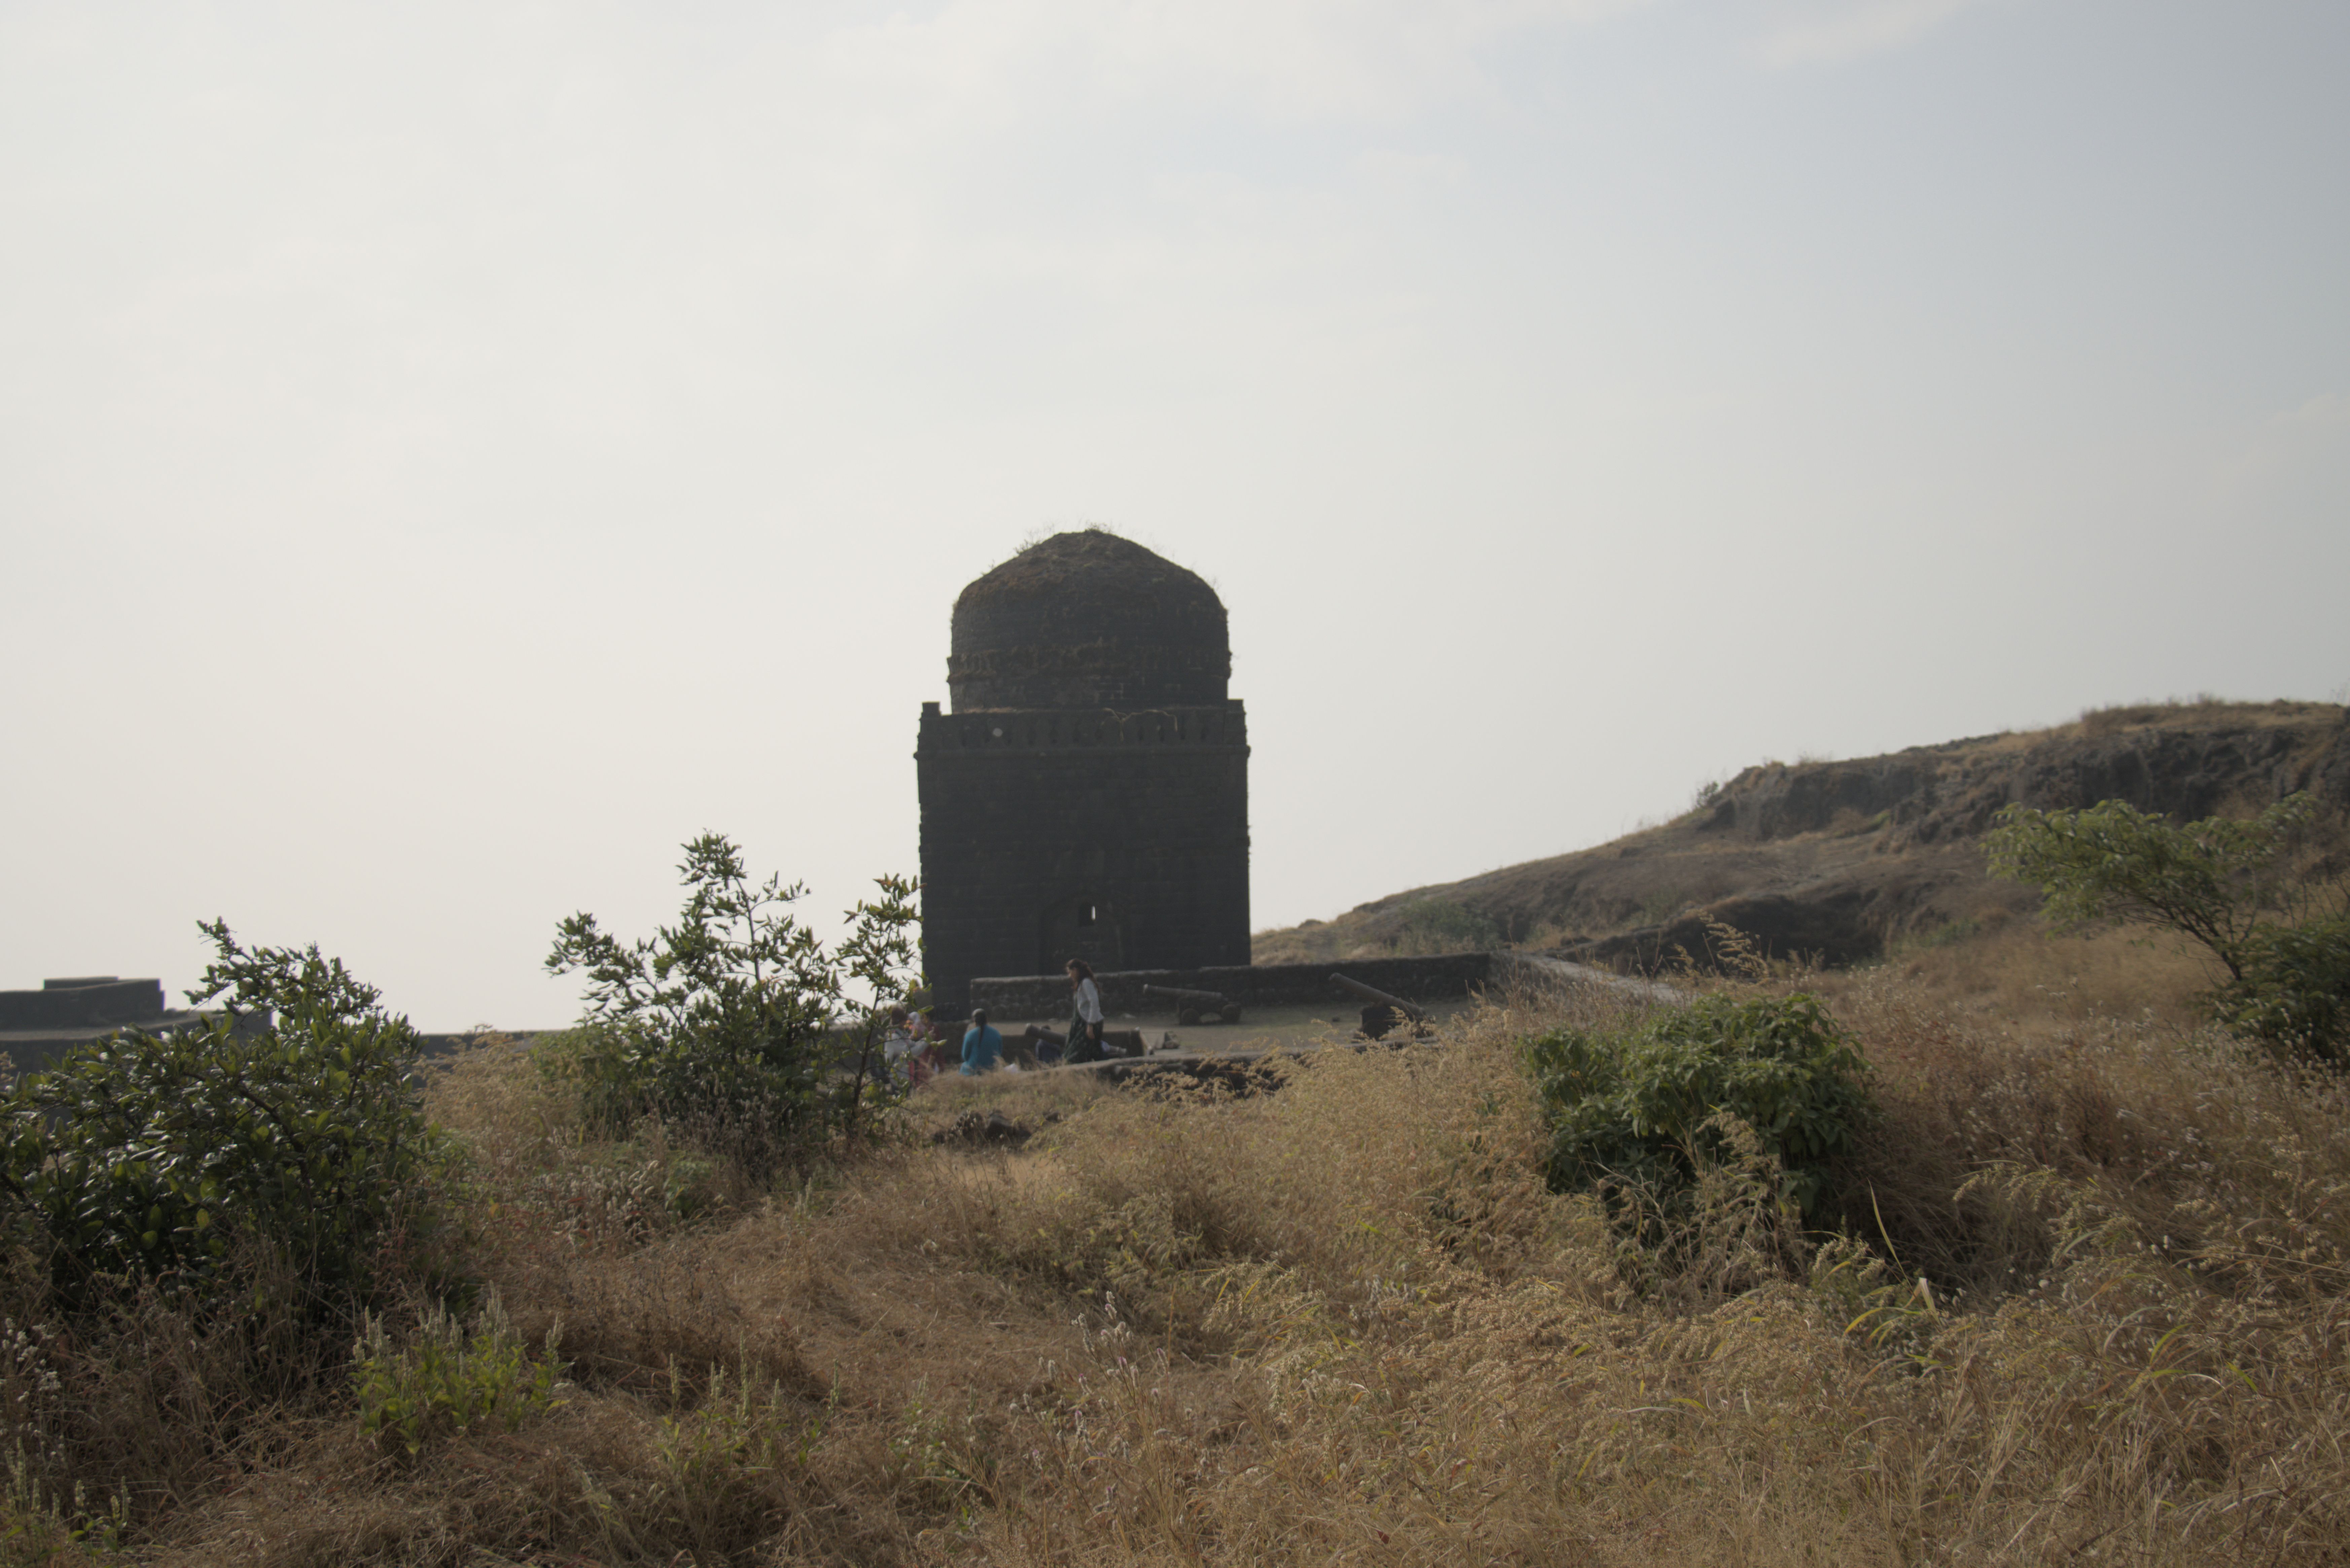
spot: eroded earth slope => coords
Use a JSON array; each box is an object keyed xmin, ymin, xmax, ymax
[{"xmin": 1254, "ymin": 701, "xmax": 2350, "ymax": 971}]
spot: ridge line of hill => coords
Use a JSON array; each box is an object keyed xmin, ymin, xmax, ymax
[{"xmin": 1253, "ymin": 699, "xmax": 2350, "ymax": 972}]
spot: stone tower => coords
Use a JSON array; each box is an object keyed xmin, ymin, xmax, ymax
[{"xmin": 917, "ymin": 531, "xmax": 1251, "ymax": 1014}]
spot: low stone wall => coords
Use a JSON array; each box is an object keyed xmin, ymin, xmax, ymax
[{"xmin": 969, "ymin": 952, "xmax": 1498, "ymax": 1021}]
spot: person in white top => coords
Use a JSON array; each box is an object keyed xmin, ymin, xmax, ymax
[{"xmin": 1066, "ymin": 959, "xmax": 1105, "ymax": 1063}]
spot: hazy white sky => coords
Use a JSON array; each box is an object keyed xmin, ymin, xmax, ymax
[{"xmin": 4, "ymin": 0, "xmax": 2344, "ymax": 1029}]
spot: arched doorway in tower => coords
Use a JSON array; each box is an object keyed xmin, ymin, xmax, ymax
[{"xmin": 1039, "ymin": 893, "xmax": 1124, "ymax": 977}]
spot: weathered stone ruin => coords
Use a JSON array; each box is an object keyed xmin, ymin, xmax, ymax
[
  {"xmin": 0, "ymin": 975, "xmax": 215, "ymax": 1077},
  {"xmin": 917, "ymin": 531, "xmax": 1252, "ymax": 1014}
]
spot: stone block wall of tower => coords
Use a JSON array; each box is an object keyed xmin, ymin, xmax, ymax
[{"xmin": 917, "ymin": 699, "xmax": 1250, "ymax": 1015}]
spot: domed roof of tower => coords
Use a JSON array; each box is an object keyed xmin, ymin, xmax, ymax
[{"xmin": 948, "ymin": 530, "xmax": 1229, "ymax": 712}]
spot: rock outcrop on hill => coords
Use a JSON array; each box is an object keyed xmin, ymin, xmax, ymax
[{"xmin": 1253, "ymin": 701, "xmax": 2350, "ymax": 973}]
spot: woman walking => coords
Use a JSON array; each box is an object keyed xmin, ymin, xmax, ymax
[{"xmin": 1066, "ymin": 959, "xmax": 1105, "ymax": 1063}]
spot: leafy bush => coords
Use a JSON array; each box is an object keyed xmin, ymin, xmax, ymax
[
  {"xmin": 544, "ymin": 834, "xmax": 919, "ymax": 1169},
  {"xmin": 1522, "ymin": 993, "xmax": 1873, "ymax": 1220},
  {"xmin": 352, "ymin": 1293, "xmax": 563, "ymax": 1458},
  {"xmin": 2210, "ymin": 913, "xmax": 2350, "ymax": 1062},
  {"xmin": 1988, "ymin": 793, "xmax": 2350, "ymax": 1061},
  {"xmin": 0, "ymin": 922, "xmax": 447, "ymax": 1315}
]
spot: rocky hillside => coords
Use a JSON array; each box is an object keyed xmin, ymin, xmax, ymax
[{"xmin": 1253, "ymin": 700, "xmax": 2350, "ymax": 972}]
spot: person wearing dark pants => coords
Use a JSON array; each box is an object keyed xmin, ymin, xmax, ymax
[{"xmin": 1065, "ymin": 959, "xmax": 1105, "ymax": 1063}]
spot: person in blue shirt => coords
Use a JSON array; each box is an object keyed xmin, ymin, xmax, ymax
[{"xmin": 960, "ymin": 1008, "xmax": 1003, "ymax": 1075}]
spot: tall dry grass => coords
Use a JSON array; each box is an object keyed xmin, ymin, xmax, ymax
[
  {"xmin": 875, "ymin": 979, "xmax": 2350, "ymax": 1566},
  {"xmin": 5, "ymin": 942, "xmax": 2348, "ymax": 1565},
  {"xmin": 1817, "ymin": 917, "xmax": 2210, "ymax": 1034}
]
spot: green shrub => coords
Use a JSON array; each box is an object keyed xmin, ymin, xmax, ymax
[
  {"xmin": 544, "ymin": 834, "xmax": 920, "ymax": 1170},
  {"xmin": 352, "ymin": 1293, "xmax": 563, "ymax": 1458},
  {"xmin": 1522, "ymin": 993, "xmax": 1873, "ymax": 1220},
  {"xmin": 2211, "ymin": 913, "xmax": 2350, "ymax": 1062},
  {"xmin": 0, "ymin": 923, "xmax": 448, "ymax": 1315}
]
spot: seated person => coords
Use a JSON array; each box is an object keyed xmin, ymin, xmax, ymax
[
  {"xmin": 879, "ymin": 1004, "xmax": 920, "ymax": 1083},
  {"xmin": 959, "ymin": 1009, "xmax": 1004, "ymax": 1075},
  {"xmin": 914, "ymin": 1027, "xmax": 953, "ymax": 1085}
]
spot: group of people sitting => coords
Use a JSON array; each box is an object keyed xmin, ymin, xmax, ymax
[{"xmin": 879, "ymin": 958, "xmax": 1108, "ymax": 1086}]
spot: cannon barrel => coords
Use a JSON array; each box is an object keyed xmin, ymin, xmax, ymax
[
  {"xmin": 1141, "ymin": 984, "xmax": 1238, "ymax": 1007},
  {"xmin": 1329, "ymin": 973, "xmax": 1427, "ymax": 1022}
]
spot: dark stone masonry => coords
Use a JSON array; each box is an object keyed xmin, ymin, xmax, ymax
[
  {"xmin": 0, "ymin": 976, "xmax": 170, "ymax": 1032},
  {"xmin": 918, "ymin": 532, "xmax": 1251, "ymax": 1014}
]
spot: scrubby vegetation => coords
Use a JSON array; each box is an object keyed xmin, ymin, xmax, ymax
[
  {"xmin": 1251, "ymin": 894, "xmax": 1504, "ymax": 965},
  {"xmin": 8, "ymin": 792, "xmax": 2350, "ymax": 1564},
  {"xmin": 1387, "ymin": 896, "xmax": 1504, "ymax": 954},
  {"xmin": 0, "ymin": 924, "xmax": 459, "ymax": 1560},
  {"xmin": 0, "ymin": 917, "xmax": 2346, "ymax": 1563},
  {"xmin": 1525, "ymin": 990, "xmax": 1872, "ymax": 1223}
]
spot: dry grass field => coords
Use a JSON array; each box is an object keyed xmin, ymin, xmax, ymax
[{"xmin": 6, "ymin": 916, "xmax": 2348, "ymax": 1566}]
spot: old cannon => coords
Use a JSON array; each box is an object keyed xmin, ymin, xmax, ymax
[
  {"xmin": 1140, "ymin": 984, "xmax": 1243, "ymax": 1026},
  {"xmin": 1329, "ymin": 973, "xmax": 1429, "ymax": 1041}
]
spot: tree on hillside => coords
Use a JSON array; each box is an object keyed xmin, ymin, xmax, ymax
[{"xmin": 1987, "ymin": 793, "xmax": 2350, "ymax": 1062}]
